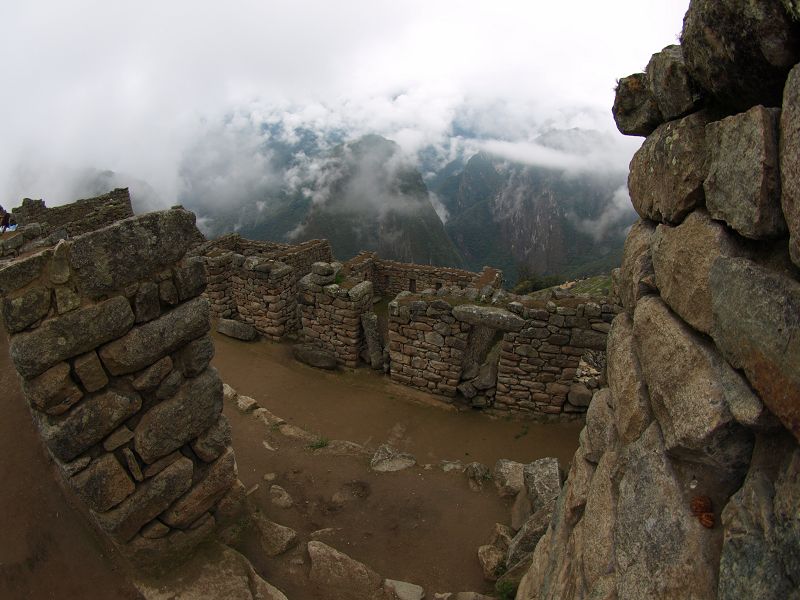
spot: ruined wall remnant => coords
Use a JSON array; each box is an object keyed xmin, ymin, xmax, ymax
[
  {"xmin": 388, "ymin": 293, "xmax": 618, "ymax": 417},
  {"xmin": 11, "ymin": 188, "xmax": 135, "ymax": 237},
  {"xmin": 0, "ymin": 206, "xmax": 244, "ymax": 568},
  {"xmin": 517, "ymin": 2, "xmax": 800, "ymax": 598},
  {"xmin": 347, "ymin": 250, "xmax": 502, "ymax": 298},
  {"xmin": 298, "ymin": 262, "xmax": 374, "ymax": 368}
]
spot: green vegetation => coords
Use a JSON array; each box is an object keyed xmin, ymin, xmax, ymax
[
  {"xmin": 308, "ymin": 437, "xmax": 330, "ymax": 450},
  {"xmin": 567, "ymin": 274, "xmax": 613, "ymax": 296},
  {"xmin": 495, "ymin": 579, "xmax": 517, "ymax": 600}
]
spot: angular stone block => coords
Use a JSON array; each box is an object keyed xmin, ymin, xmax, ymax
[
  {"xmin": 710, "ymin": 257, "xmax": 800, "ymax": 442},
  {"xmin": 216, "ymin": 318, "xmax": 257, "ymax": 341},
  {"xmin": 22, "ymin": 361, "xmax": 83, "ymax": 415},
  {"xmin": 173, "ymin": 257, "xmax": 207, "ymax": 301},
  {"xmin": 191, "ymin": 414, "xmax": 232, "ymax": 462},
  {"xmin": 633, "ymin": 296, "xmax": 754, "ymax": 474},
  {"xmin": 628, "ymin": 111, "xmax": 710, "ymax": 224},
  {"xmin": 99, "ymin": 297, "xmax": 210, "ymax": 376},
  {"xmin": 781, "ymin": 64, "xmax": 800, "ymax": 267},
  {"xmin": 174, "ymin": 334, "xmax": 214, "ymax": 378},
  {"xmin": 72, "ymin": 350, "xmax": 108, "ymax": 392},
  {"xmin": 2, "ymin": 284, "xmax": 51, "ymax": 333},
  {"xmin": 69, "ymin": 453, "xmax": 135, "ymax": 512},
  {"xmin": 93, "ymin": 457, "xmax": 193, "ymax": 542},
  {"xmin": 161, "ymin": 448, "xmax": 237, "ymax": 528},
  {"xmin": 10, "ymin": 296, "xmax": 134, "ymax": 379},
  {"xmin": 131, "ymin": 356, "xmax": 173, "ymax": 392},
  {"xmin": 612, "ymin": 72, "xmax": 663, "ymax": 136},
  {"xmin": 646, "ymin": 44, "xmax": 702, "ymax": 122},
  {"xmin": 69, "ymin": 209, "xmax": 200, "ymax": 299},
  {"xmin": 618, "ymin": 219, "xmax": 657, "ymax": 311},
  {"xmin": 133, "ymin": 281, "xmax": 160, "ymax": 323},
  {"xmin": 681, "ymin": 0, "xmax": 800, "ymax": 111},
  {"xmin": 36, "ymin": 387, "xmax": 142, "ymax": 462},
  {"xmin": 452, "ymin": 305, "xmax": 524, "ymax": 332},
  {"xmin": 651, "ymin": 210, "xmax": 748, "ymax": 334},
  {"xmin": 522, "ymin": 457, "xmax": 561, "ymax": 514},
  {"xmin": 134, "ymin": 367, "xmax": 223, "ymax": 463},
  {"xmin": 705, "ymin": 106, "xmax": 786, "ymax": 239},
  {"xmin": 0, "ymin": 250, "xmax": 48, "ymax": 296}
]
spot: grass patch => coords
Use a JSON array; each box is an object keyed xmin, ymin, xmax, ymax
[
  {"xmin": 308, "ymin": 437, "xmax": 330, "ymax": 450},
  {"xmin": 495, "ymin": 579, "xmax": 517, "ymax": 600}
]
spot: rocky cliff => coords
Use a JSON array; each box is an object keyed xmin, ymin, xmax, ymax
[{"xmin": 516, "ymin": 1, "xmax": 800, "ymax": 598}]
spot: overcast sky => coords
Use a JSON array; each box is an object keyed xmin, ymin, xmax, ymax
[{"xmin": 0, "ymin": 0, "xmax": 690, "ymax": 208}]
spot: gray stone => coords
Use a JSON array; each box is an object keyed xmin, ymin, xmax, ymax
[
  {"xmin": 293, "ymin": 344, "xmax": 337, "ymax": 370},
  {"xmin": 143, "ymin": 451, "xmax": 183, "ymax": 478},
  {"xmin": 457, "ymin": 381, "xmax": 477, "ymax": 399},
  {"xmin": 122, "ymin": 448, "xmax": 144, "ymax": 482},
  {"xmin": 36, "ymin": 387, "xmax": 142, "ymax": 462},
  {"xmin": 633, "ymin": 296, "xmax": 754, "ymax": 474},
  {"xmin": 69, "ymin": 209, "xmax": 200, "ymax": 298},
  {"xmin": 159, "ymin": 279, "xmax": 179, "ymax": 305},
  {"xmin": 56, "ymin": 455, "xmax": 92, "ymax": 478},
  {"xmin": 705, "ymin": 106, "xmax": 786, "ymax": 239},
  {"xmin": 567, "ymin": 383, "xmax": 592, "ymax": 408},
  {"xmin": 612, "ymin": 72, "xmax": 663, "ymax": 136},
  {"xmin": 681, "ymin": 0, "xmax": 800, "ymax": 111},
  {"xmin": 452, "ymin": 304, "xmax": 524, "ymax": 332},
  {"xmin": 103, "ymin": 426, "xmax": 134, "ymax": 452},
  {"xmin": 53, "ymin": 286, "xmax": 80, "ymax": 314},
  {"xmin": 307, "ymin": 541, "xmax": 383, "ymax": 600},
  {"xmin": 174, "ymin": 334, "xmax": 214, "ymax": 377},
  {"xmin": 348, "ymin": 281, "xmax": 372, "ymax": 302},
  {"xmin": 191, "ymin": 414, "xmax": 232, "ymax": 462},
  {"xmin": 473, "ymin": 360, "xmax": 497, "ymax": 391},
  {"xmin": 711, "ymin": 257, "xmax": 800, "ymax": 441},
  {"xmin": 2, "ymin": 284, "xmax": 51, "ymax": 333},
  {"xmin": 173, "ymin": 257, "xmax": 206, "ymax": 301},
  {"xmin": 131, "ymin": 356, "xmax": 173, "ymax": 392},
  {"xmin": 384, "ymin": 579, "xmax": 425, "ymax": 600},
  {"xmin": 646, "ymin": 44, "xmax": 702, "ymax": 121},
  {"xmin": 0, "ymin": 250, "xmax": 48, "ymax": 296},
  {"xmin": 311, "ymin": 262, "xmax": 334, "ymax": 276},
  {"xmin": 155, "ymin": 369, "xmax": 183, "ymax": 401},
  {"xmin": 161, "ymin": 448, "xmax": 237, "ymax": 528},
  {"xmin": 99, "ymin": 297, "xmax": 210, "ymax": 376},
  {"xmin": 69, "ymin": 452, "xmax": 135, "ymax": 512},
  {"xmin": 10, "ymin": 296, "xmax": 134, "ymax": 379},
  {"xmin": 523, "ymin": 457, "xmax": 562, "ymax": 513},
  {"xmin": 628, "ymin": 111, "xmax": 710, "ymax": 224},
  {"xmin": 606, "ymin": 313, "xmax": 652, "ymax": 445},
  {"xmin": 133, "ymin": 281, "xmax": 160, "ymax": 323},
  {"xmin": 493, "ymin": 459, "xmax": 524, "ymax": 498},
  {"xmin": 72, "ymin": 350, "xmax": 108, "ymax": 392},
  {"xmin": 580, "ymin": 451, "xmax": 618, "ymax": 591},
  {"xmin": 269, "ymin": 485, "xmax": 294, "ymax": 509},
  {"xmin": 236, "ymin": 395, "xmax": 258, "ymax": 413},
  {"xmin": 718, "ymin": 433, "xmax": 796, "ymax": 600},
  {"xmin": 217, "ymin": 318, "xmax": 257, "ymax": 341},
  {"xmin": 511, "ymin": 490, "xmax": 532, "ymax": 531},
  {"xmin": 370, "ymin": 444, "xmax": 416, "ymax": 472},
  {"xmin": 465, "ymin": 462, "xmax": 491, "ymax": 492},
  {"xmin": 253, "ymin": 513, "xmax": 298, "ymax": 557},
  {"xmin": 477, "ymin": 544, "xmax": 505, "ymax": 581},
  {"xmin": 361, "ymin": 312, "xmax": 384, "ymax": 369},
  {"xmin": 22, "ymin": 361, "xmax": 83, "ymax": 415},
  {"xmin": 93, "ymin": 457, "xmax": 193, "ymax": 543},
  {"xmin": 615, "ymin": 424, "xmax": 718, "ymax": 600},
  {"xmin": 651, "ymin": 210, "xmax": 748, "ymax": 334},
  {"xmin": 618, "ymin": 219, "xmax": 657, "ymax": 312},
  {"xmin": 506, "ymin": 498, "xmax": 555, "ymax": 569},
  {"xmin": 782, "ymin": 64, "xmax": 800, "ymax": 267},
  {"xmin": 584, "ymin": 389, "xmax": 617, "ymax": 463},
  {"xmin": 135, "ymin": 367, "xmax": 222, "ymax": 462}
]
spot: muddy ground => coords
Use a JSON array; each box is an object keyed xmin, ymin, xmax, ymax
[
  {"xmin": 212, "ymin": 332, "xmax": 582, "ymax": 597},
  {"xmin": 0, "ymin": 319, "xmax": 581, "ymax": 599}
]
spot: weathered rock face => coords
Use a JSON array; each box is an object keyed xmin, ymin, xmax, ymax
[
  {"xmin": 704, "ymin": 106, "xmax": 786, "ymax": 239},
  {"xmin": 517, "ymin": 7, "xmax": 800, "ymax": 597},
  {"xmin": 782, "ymin": 64, "xmax": 800, "ymax": 267},
  {"xmin": 307, "ymin": 541, "xmax": 383, "ymax": 600},
  {"xmin": 0, "ymin": 206, "xmax": 243, "ymax": 570},
  {"xmin": 646, "ymin": 44, "xmax": 703, "ymax": 121},
  {"xmin": 628, "ymin": 110, "xmax": 710, "ymax": 224},
  {"xmin": 681, "ymin": 0, "xmax": 800, "ymax": 111},
  {"xmin": 612, "ymin": 73, "xmax": 663, "ymax": 136}
]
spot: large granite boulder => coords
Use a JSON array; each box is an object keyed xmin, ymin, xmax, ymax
[
  {"xmin": 651, "ymin": 210, "xmax": 748, "ymax": 334},
  {"xmin": 307, "ymin": 541, "xmax": 383, "ymax": 600},
  {"xmin": 628, "ymin": 111, "xmax": 710, "ymax": 224},
  {"xmin": 633, "ymin": 296, "xmax": 754, "ymax": 474},
  {"xmin": 612, "ymin": 72, "xmax": 663, "ymax": 136},
  {"xmin": 781, "ymin": 63, "xmax": 800, "ymax": 267},
  {"xmin": 710, "ymin": 257, "xmax": 800, "ymax": 441},
  {"xmin": 681, "ymin": 0, "xmax": 800, "ymax": 111},
  {"xmin": 217, "ymin": 319, "xmax": 257, "ymax": 341},
  {"xmin": 705, "ymin": 106, "xmax": 786, "ymax": 239},
  {"xmin": 646, "ymin": 44, "xmax": 703, "ymax": 121}
]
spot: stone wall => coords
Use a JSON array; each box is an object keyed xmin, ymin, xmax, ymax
[
  {"xmin": 11, "ymin": 188, "xmax": 135, "ymax": 237},
  {"xmin": 298, "ymin": 262, "xmax": 374, "ymax": 368},
  {"xmin": 0, "ymin": 207, "xmax": 245, "ymax": 569},
  {"xmin": 518, "ymin": 2, "xmax": 800, "ymax": 598},
  {"xmin": 346, "ymin": 251, "xmax": 502, "ymax": 298},
  {"xmin": 388, "ymin": 292, "xmax": 618, "ymax": 417}
]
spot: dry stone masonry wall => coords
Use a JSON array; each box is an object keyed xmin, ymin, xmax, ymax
[
  {"xmin": 0, "ymin": 207, "xmax": 245, "ymax": 569},
  {"xmin": 517, "ymin": 2, "xmax": 800, "ymax": 598}
]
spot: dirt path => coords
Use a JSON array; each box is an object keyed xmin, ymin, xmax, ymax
[
  {"xmin": 0, "ymin": 331, "xmax": 140, "ymax": 600},
  {"xmin": 213, "ymin": 332, "xmax": 583, "ymax": 597}
]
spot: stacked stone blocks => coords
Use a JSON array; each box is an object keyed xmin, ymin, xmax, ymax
[{"xmin": 0, "ymin": 208, "xmax": 243, "ymax": 568}]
